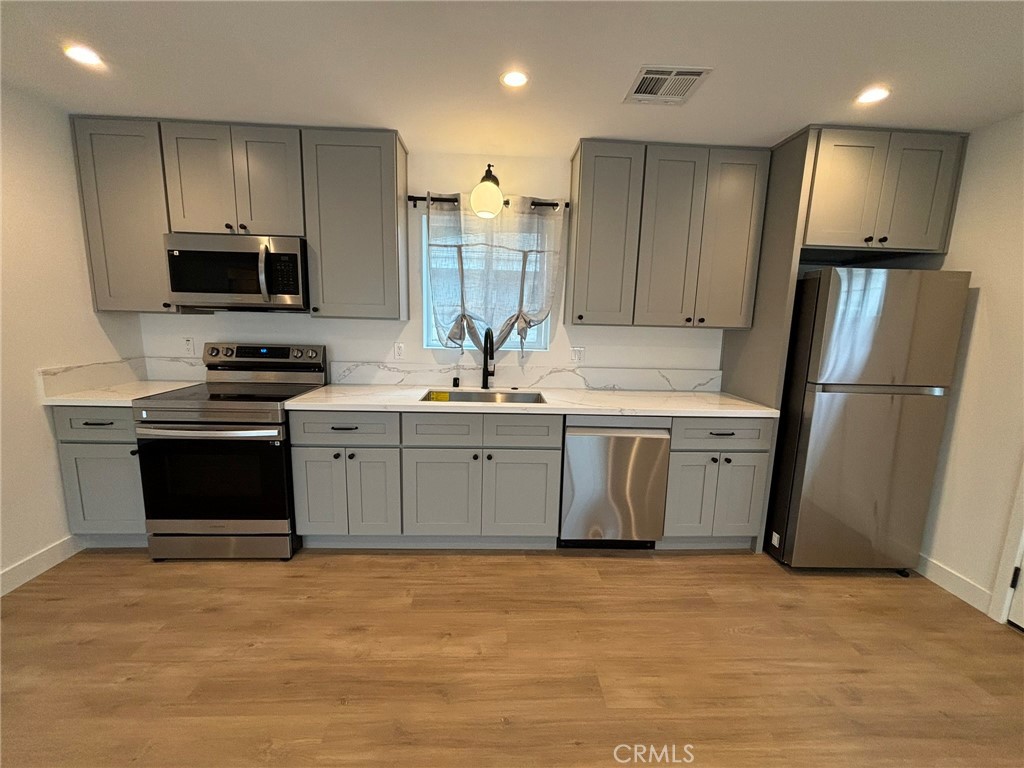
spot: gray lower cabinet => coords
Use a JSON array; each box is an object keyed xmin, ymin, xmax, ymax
[
  {"xmin": 58, "ymin": 442, "xmax": 146, "ymax": 534},
  {"xmin": 72, "ymin": 117, "xmax": 172, "ymax": 312},
  {"xmin": 291, "ymin": 446, "xmax": 401, "ymax": 535},
  {"xmin": 482, "ymin": 450, "xmax": 561, "ymax": 536},
  {"xmin": 302, "ymin": 129, "xmax": 408, "ymax": 319},
  {"xmin": 402, "ymin": 448, "xmax": 483, "ymax": 535},
  {"xmin": 664, "ymin": 451, "xmax": 768, "ymax": 538}
]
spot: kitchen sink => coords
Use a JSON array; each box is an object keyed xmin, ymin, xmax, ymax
[{"xmin": 420, "ymin": 390, "xmax": 546, "ymax": 404}]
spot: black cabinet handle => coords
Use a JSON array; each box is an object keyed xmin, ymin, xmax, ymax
[
  {"xmin": 864, "ymin": 235, "xmax": 874, "ymax": 243},
  {"xmin": 162, "ymin": 302, "xmax": 172, "ymax": 309},
  {"xmin": 238, "ymin": 223, "xmax": 248, "ymax": 231},
  {"xmin": 577, "ymin": 315, "xmax": 584, "ymax": 321},
  {"xmin": 82, "ymin": 421, "xmax": 114, "ymax": 427},
  {"xmin": 129, "ymin": 449, "xmax": 139, "ymax": 456},
  {"xmin": 878, "ymin": 236, "xmax": 888, "ymax": 244},
  {"xmin": 685, "ymin": 317, "xmax": 693, "ymax": 323},
  {"xmin": 312, "ymin": 307, "xmax": 320, "ymax": 313},
  {"xmin": 330, "ymin": 426, "xmax": 358, "ymax": 431},
  {"xmin": 348, "ymin": 453, "xmax": 356, "ymax": 460},
  {"xmin": 711, "ymin": 457, "xmax": 719, "ymax": 464},
  {"xmin": 698, "ymin": 317, "xmax": 706, "ymax": 324},
  {"xmin": 709, "ymin": 431, "xmax": 736, "ymax": 437},
  {"xmin": 724, "ymin": 457, "xmax": 733, "ymax": 464},
  {"xmin": 224, "ymin": 223, "xmax": 234, "ymax": 231},
  {"xmin": 486, "ymin": 454, "xmax": 493, "ymax": 461},
  {"xmin": 472, "ymin": 454, "xmax": 479, "ymax": 461},
  {"xmin": 333, "ymin": 452, "xmax": 341, "ymax": 460}
]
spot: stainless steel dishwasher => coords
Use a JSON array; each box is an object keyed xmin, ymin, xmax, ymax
[{"xmin": 559, "ymin": 425, "xmax": 671, "ymax": 545}]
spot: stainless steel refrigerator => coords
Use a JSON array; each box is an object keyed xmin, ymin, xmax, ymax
[{"xmin": 767, "ymin": 267, "xmax": 971, "ymax": 569}]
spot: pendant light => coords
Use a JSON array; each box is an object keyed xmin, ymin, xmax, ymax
[{"xmin": 470, "ymin": 164, "xmax": 505, "ymax": 219}]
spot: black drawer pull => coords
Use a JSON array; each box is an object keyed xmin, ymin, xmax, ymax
[
  {"xmin": 333, "ymin": 453, "xmax": 341, "ymax": 460},
  {"xmin": 709, "ymin": 431, "xmax": 736, "ymax": 437},
  {"xmin": 82, "ymin": 421, "xmax": 115, "ymax": 427},
  {"xmin": 129, "ymin": 449, "xmax": 139, "ymax": 456},
  {"xmin": 330, "ymin": 426, "xmax": 359, "ymax": 431}
]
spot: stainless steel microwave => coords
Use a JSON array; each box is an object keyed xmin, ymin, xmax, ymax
[{"xmin": 165, "ymin": 234, "xmax": 308, "ymax": 311}]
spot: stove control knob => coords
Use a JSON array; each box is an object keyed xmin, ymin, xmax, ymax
[
  {"xmin": 208, "ymin": 347, "xmax": 220, "ymax": 357},
  {"xmin": 223, "ymin": 348, "xmax": 235, "ymax": 357},
  {"xmin": 307, "ymin": 349, "xmax": 319, "ymax": 359},
  {"xmin": 292, "ymin": 349, "xmax": 303, "ymax": 359}
]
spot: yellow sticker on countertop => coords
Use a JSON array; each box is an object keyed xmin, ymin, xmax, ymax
[{"xmin": 426, "ymin": 391, "xmax": 450, "ymax": 402}]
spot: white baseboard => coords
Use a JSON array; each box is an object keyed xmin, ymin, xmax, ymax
[
  {"xmin": 917, "ymin": 554, "xmax": 992, "ymax": 613},
  {"xmin": 0, "ymin": 536, "xmax": 82, "ymax": 596}
]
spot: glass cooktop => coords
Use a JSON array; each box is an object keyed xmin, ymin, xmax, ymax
[{"xmin": 137, "ymin": 383, "xmax": 321, "ymax": 405}]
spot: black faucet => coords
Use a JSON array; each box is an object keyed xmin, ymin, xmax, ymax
[{"xmin": 482, "ymin": 327, "xmax": 495, "ymax": 390}]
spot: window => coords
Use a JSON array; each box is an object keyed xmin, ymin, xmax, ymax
[{"xmin": 421, "ymin": 215, "xmax": 550, "ymax": 351}]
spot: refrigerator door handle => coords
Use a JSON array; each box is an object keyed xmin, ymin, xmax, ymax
[{"xmin": 811, "ymin": 384, "xmax": 946, "ymax": 397}]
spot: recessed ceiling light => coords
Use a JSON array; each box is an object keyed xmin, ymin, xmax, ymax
[
  {"xmin": 63, "ymin": 44, "xmax": 105, "ymax": 69},
  {"xmin": 500, "ymin": 71, "xmax": 529, "ymax": 88},
  {"xmin": 856, "ymin": 86, "xmax": 891, "ymax": 104}
]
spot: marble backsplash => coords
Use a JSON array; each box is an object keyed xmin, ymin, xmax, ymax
[{"xmin": 38, "ymin": 357, "xmax": 148, "ymax": 397}]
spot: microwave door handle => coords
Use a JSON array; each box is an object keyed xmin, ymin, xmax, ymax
[{"xmin": 258, "ymin": 243, "xmax": 270, "ymax": 302}]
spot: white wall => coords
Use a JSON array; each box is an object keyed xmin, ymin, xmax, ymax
[
  {"xmin": 0, "ymin": 84, "xmax": 145, "ymax": 589},
  {"xmin": 919, "ymin": 112, "xmax": 1024, "ymax": 613},
  {"xmin": 140, "ymin": 151, "xmax": 724, "ymax": 377}
]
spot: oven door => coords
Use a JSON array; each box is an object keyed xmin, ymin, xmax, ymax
[
  {"xmin": 165, "ymin": 233, "xmax": 307, "ymax": 310},
  {"xmin": 135, "ymin": 424, "xmax": 294, "ymax": 534}
]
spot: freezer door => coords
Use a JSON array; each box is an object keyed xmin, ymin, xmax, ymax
[
  {"xmin": 809, "ymin": 268, "xmax": 970, "ymax": 387},
  {"xmin": 787, "ymin": 388, "xmax": 949, "ymax": 568}
]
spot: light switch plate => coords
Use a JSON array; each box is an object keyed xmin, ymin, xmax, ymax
[
  {"xmin": 771, "ymin": 532, "xmax": 780, "ymax": 548},
  {"xmin": 570, "ymin": 346, "xmax": 585, "ymax": 364}
]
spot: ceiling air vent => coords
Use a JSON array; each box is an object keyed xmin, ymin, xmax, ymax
[{"xmin": 624, "ymin": 66, "xmax": 712, "ymax": 105}]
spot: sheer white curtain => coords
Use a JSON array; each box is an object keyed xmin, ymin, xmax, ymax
[{"xmin": 426, "ymin": 193, "xmax": 567, "ymax": 353}]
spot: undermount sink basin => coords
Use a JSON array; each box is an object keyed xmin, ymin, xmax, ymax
[{"xmin": 420, "ymin": 389, "xmax": 546, "ymax": 404}]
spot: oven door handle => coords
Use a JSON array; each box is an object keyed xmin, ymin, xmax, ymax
[
  {"xmin": 136, "ymin": 426, "xmax": 285, "ymax": 441},
  {"xmin": 258, "ymin": 243, "xmax": 271, "ymax": 303}
]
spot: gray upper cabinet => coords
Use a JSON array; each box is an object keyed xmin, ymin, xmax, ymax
[
  {"xmin": 72, "ymin": 117, "xmax": 172, "ymax": 312},
  {"xmin": 693, "ymin": 149, "xmax": 770, "ymax": 328},
  {"xmin": 161, "ymin": 122, "xmax": 237, "ymax": 234},
  {"xmin": 873, "ymin": 132, "xmax": 963, "ymax": 252},
  {"xmin": 303, "ymin": 129, "xmax": 408, "ymax": 319},
  {"xmin": 59, "ymin": 442, "xmax": 146, "ymax": 534},
  {"xmin": 805, "ymin": 128, "xmax": 964, "ymax": 252},
  {"xmin": 568, "ymin": 139, "xmax": 769, "ymax": 329},
  {"xmin": 402, "ymin": 449, "xmax": 483, "ymax": 535},
  {"xmin": 481, "ymin": 450, "xmax": 561, "ymax": 537},
  {"xmin": 633, "ymin": 146, "xmax": 708, "ymax": 327},
  {"xmin": 570, "ymin": 141, "xmax": 646, "ymax": 325},
  {"xmin": 231, "ymin": 126, "xmax": 304, "ymax": 236},
  {"xmin": 161, "ymin": 121, "xmax": 304, "ymax": 236}
]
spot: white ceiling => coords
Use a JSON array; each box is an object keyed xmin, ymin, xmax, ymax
[{"xmin": 2, "ymin": 1, "xmax": 1022, "ymax": 157}]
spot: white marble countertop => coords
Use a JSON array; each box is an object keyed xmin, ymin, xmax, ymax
[
  {"xmin": 285, "ymin": 385, "xmax": 779, "ymax": 418},
  {"xmin": 42, "ymin": 381, "xmax": 196, "ymax": 407}
]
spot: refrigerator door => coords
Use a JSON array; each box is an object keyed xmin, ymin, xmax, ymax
[
  {"xmin": 785, "ymin": 387, "xmax": 949, "ymax": 568},
  {"xmin": 809, "ymin": 268, "xmax": 970, "ymax": 387}
]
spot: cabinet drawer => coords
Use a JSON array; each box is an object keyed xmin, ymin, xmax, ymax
[
  {"xmin": 671, "ymin": 417, "xmax": 774, "ymax": 451},
  {"xmin": 483, "ymin": 414, "xmax": 563, "ymax": 448},
  {"xmin": 402, "ymin": 413, "xmax": 483, "ymax": 447},
  {"xmin": 289, "ymin": 412, "xmax": 400, "ymax": 446},
  {"xmin": 53, "ymin": 407, "xmax": 136, "ymax": 443}
]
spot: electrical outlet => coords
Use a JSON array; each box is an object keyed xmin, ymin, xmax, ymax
[
  {"xmin": 182, "ymin": 337, "xmax": 195, "ymax": 357},
  {"xmin": 394, "ymin": 342, "xmax": 405, "ymax": 360},
  {"xmin": 570, "ymin": 346, "xmax": 585, "ymax": 364}
]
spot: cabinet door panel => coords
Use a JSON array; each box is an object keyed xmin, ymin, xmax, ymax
[
  {"xmin": 805, "ymin": 129, "xmax": 890, "ymax": 247},
  {"xmin": 874, "ymin": 133, "xmax": 962, "ymax": 252},
  {"xmin": 634, "ymin": 146, "xmax": 709, "ymax": 326},
  {"xmin": 303, "ymin": 129, "xmax": 403, "ymax": 318},
  {"xmin": 664, "ymin": 452, "xmax": 719, "ymax": 537},
  {"xmin": 59, "ymin": 443, "xmax": 145, "ymax": 534},
  {"xmin": 161, "ymin": 122, "xmax": 237, "ymax": 233},
  {"xmin": 231, "ymin": 125, "xmax": 304, "ymax": 236},
  {"xmin": 346, "ymin": 448, "xmax": 402, "ymax": 535},
  {"xmin": 693, "ymin": 149, "xmax": 770, "ymax": 328},
  {"xmin": 712, "ymin": 452, "xmax": 769, "ymax": 537},
  {"xmin": 482, "ymin": 450, "xmax": 561, "ymax": 536},
  {"xmin": 72, "ymin": 118, "xmax": 171, "ymax": 311},
  {"xmin": 571, "ymin": 141, "xmax": 645, "ymax": 325},
  {"xmin": 291, "ymin": 447, "xmax": 348, "ymax": 535},
  {"xmin": 402, "ymin": 449, "xmax": 482, "ymax": 535}
]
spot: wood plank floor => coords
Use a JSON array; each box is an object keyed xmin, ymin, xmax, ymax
[{"xmin": 2, "ymin": 550, "xmax": 1022, "ymax": 767}]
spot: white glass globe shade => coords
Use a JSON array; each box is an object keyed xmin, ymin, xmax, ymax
[{"xmin": 470, "ymin": 181, "xmax": 504, "ymax": 219}]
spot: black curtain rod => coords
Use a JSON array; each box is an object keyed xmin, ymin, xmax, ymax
[{"xmin": 407, "ymin": 195, "xmax": 567, "ymax": 210}]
